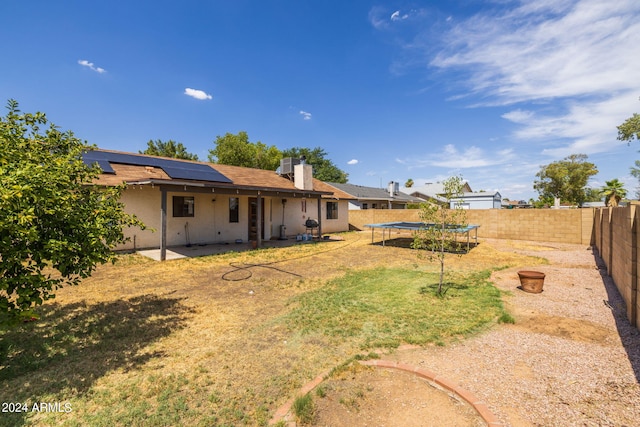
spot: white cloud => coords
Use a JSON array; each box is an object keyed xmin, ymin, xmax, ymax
[
  {"xmin": 431, "ymin": 1, "xmax": 640, "ymax": 105},
  {"xmin": 184, "ymin": 88, "xmax": 212, "ymax": 100},
  {"xmin": 391, "ymin": 11, "xmax": 408, "ymax": 21},
  {"xmin": 370, "ymin": 6, "xmax": 420, "ymax": 29},
  {"xmin": 347, "ymin": 159, "xmax": 359, "ymax": 165},
  {"xmin": 396, "ymin": 145, "xmax": 516, "ymax": 169},
  {"xmin": 421, "ymin": 0, "xmax": 640, "ymax": 159},
  {"xmin": 78, "ymin": 59, "xmax": 106, "ymax": 73},
  {"xmin": 299, "ymin": 110, "xmax": 312, "ymax": 120}
]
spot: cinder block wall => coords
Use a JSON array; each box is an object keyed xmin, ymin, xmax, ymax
[
  {"xmin": 349, "ymin": 208, "xmax": 594, "ymax": 245},
  {"xmin": 593, "ymin": 205, "xmax": 639, "ymax": 328}
]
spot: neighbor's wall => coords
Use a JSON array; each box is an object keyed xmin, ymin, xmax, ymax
[
  {"xmin": 593, "ymin": 205, "xmax": 639, "ymax": 328},
  {"xmin": 349, "ymin": 208, "xmax": 594, "ymax": 245}
]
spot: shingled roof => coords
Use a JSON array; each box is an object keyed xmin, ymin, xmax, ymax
[
  {"xmin": 324, "ymin": 182, "xmax": 423, "ymax": 203},
  {"xmin": 84, "ymin": 149, "xmax": 338, "ymax": 197}
]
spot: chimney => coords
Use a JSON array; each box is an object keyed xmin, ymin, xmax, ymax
[
  {"xmin": 388, "ymin": 181, "xmax": 399, "ymax": 197},
  {"xmin": 294, "ymin": 157, "xmax": 313, "ymax": 190}
]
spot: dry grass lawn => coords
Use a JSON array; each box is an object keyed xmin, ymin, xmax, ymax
[{"xmin": 0, "ymin": 231, "xmax": 546, "ymax": 426}]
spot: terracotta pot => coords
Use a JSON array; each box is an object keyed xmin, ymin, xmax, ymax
[
  {"xmin": 251, "ymin": 240, "xmax": 258, "ymax": 249},
  {"xmin": 518, "ymin": 270, "xmax": 545, "ymax": 293}
]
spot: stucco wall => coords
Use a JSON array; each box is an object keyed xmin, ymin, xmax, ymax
[{"xmin": 116, "ymin": 187, "xmax": 349, "ymax": 249}]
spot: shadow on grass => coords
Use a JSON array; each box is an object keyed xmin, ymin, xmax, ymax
[
  {"xmin": 372, "ymin": 237, "xmax": 479, "ymax": 253},
  {"xmin": 592, "ymin": 248, "xmax": 640, "ymax": 383},
  {"xmin": 0, "ymin": 294, "xmax": 191, "ymax": 426},
  {"xmin": 419, "ymin": 282, "xmax": 470, "ymax": 296}
]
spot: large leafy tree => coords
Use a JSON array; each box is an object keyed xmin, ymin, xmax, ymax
[
  {"xmin": 412, "ymin": 175, "xmax": 468, "ymax": 296},
  {"xmin": 282, "ymin": 147, "xmax": 348, "ymax": 183},
  {"xmin": 208, "ymin": 131, "xmax": 281, "ymax": 170},
  {"xmin": 600, "ymin": 179, "xmax": 627, "ymax": 207},
  {"xmin": 0, "ymin": 100, "xmax": 143, "ymax": 324},
  {"xmin": 533, "ymin": 154, "xmax": 598, "ymax": 207},
  {"xmin": 140, "ymin": 139, "xmax": 199, "ymax": 160}
]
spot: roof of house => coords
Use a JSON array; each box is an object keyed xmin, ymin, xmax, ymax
[
  {"xmin": 452, "ymin": 191, "xmax": 502, "ymax": 199},
  {"xmin": 324, "ymin": 182, "xmax": 423, "ymax": 203},
  {"xmin": 84, "ymin": 149, "xmax": 338, "ymax": 197},
  {"xmin": 401, "ymin": 181, "xmax": 473, "ymax": 196}
]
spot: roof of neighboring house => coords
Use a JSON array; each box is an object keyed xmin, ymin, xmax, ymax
[
  {"xmin": 324, "ymin": 182, "xmax": 423, "ymax": 203},
  {"xmin": 402, "ymin": 182, "xmax": 473, "ymax": 198},
  {"xmin": 452, "ymin": 191, "xmax": 502, "ymax": 199},
  {"xmin": 84, "ymin": 149, "xmax": 336, "ymax": 197}
]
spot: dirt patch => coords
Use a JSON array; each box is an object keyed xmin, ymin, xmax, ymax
[
  {"xmin": 509, "ymin": 313, "xmax": 614, "ymax": 344},
  {"xmin": 309, "ymin": 365, "xmax": 484, "ymax": 427}
]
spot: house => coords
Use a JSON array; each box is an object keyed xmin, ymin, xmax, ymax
[
  {"xmin": 324, "ymin": 181, "xmax": 423, "ymax": 210},
  {"xmin": 402, "ymin": 182, "xmax": 474, "ymax": 206},
  {"xmin": 449, "ymin": 191, "xmax": 502, "ymax": 209},
  {"xmin": 502, "ymin": 199, "xmax": 533, "ymax": 209},
  {"xmin": 83, "ymin": 150, "xmax": 351, "ymax": 260}
]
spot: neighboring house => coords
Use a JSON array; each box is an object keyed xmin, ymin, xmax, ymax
[
  {"xmin": 83, "ymin": 150, "xmax": 350, "ymax": 260},
  {"xmin": 324, "ymin": 181, "xmax": 423, "ymax": 210},
  {"xmin": 502, "ymin": 200, "xmax": 533, "ymax": 209},
  {"xmin": 450, "ymin": 192, "xmax": 502, "ymax": 209},
  {"xmin": 402, "ymin": 182, "xmax": 474, "ymax": 206}
]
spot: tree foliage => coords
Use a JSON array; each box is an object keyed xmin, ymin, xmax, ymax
[
  {"xmin": 281, "ymin": 147, "xmax": 348, "ymax": 183},
  {"xmin": 405, "ymin": 178, "xmax": 414, "ymax": 188},
  {"xmin": 600, "ymin": 178, "xmax": 627, "ymax": 207},
  {"xmin": 208, "ymin": 131, "xmax": 281, "ymax": 170},
  {"xmin": 533, "ymin": 154, "xmax": 598, "ymax": 207},
  {"xmin": 0, "ymin": 100, "xmax": 143, "ymax": 324},
  {"xmin": 140, "ymin": 139, "xmax": 199, "ymax": 160},
  {"xmin": 630, "ymin": 161, "xmax": 640, "ymax": 199},
  {"xmin": 412, "ymin": 176, "xmax": 468, "ymax": 296},
  {"xmin": 617, "ymin": 112, "xmax": 640, "ymax": 144}
]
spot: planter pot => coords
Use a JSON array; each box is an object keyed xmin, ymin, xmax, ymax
[
  {"xmin": 518, "ymin": 270, "xmax": 545, "ymax": 293},
  {"xmin": 251, "ymin": 240, "xmax": 258, "ymax": 249}
]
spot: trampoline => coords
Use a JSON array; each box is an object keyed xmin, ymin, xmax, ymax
[{"xmin": 364, "ymin": 221, "xmax": 480, "ymax": 251}]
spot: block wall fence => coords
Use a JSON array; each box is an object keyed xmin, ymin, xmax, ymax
[
  {"xmin": 349, "ymin": 207, "xmax": 639, "ymax": 328},
  {"xmin": 348, "ymin": 208, "xmax": 595, "ymax": 244},
  {"xmin": 592, "ymin": 205, "xmax": 639, "ymax": 328}
]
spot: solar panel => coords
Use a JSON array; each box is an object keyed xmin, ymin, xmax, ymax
[{"xmin": 82, "ymin": 150, "xmax": 232, "ymax": 183}]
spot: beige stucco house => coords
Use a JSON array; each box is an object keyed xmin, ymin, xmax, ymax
[{"xmin": 84, "ymin": 150, "xmax": 353, "ymax": 260}]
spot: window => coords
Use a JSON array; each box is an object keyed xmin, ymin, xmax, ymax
[
  {"xmin": 362, "ymin": 203, "xmax": 368, "ymax": 210},
  {"xmin": 229, "ymin": 197, "xmax": 239, "ymax": 223},
  {"xmin": 173, "ymin": 196, "xmax": 194, "ymax": 217},
  {"xmin": 372, "ymin": 203, "xmax": 377, "ymax": 209},
  {"xmin": 326, "ymin": 201, "xmax": 338, "ymax": 220}
]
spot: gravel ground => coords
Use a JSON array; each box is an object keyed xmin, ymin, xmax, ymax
[{"xmin": 384, "ymin": 239, "xmax": 640, "ymax": 427}]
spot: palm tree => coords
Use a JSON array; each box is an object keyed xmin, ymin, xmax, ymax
[{"xmin": 601, "ymin": 179, "xmax": 627, "ymax": 207}]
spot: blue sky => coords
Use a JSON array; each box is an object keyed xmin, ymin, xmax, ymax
[{"xmin": 2, "ymin": 0, "xmax": 640, "ymax": 201}]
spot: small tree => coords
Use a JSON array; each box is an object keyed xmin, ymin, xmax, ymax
[
  {"xmin": 412, "ymin": 176, "xmax": 468, "ymax": 296},
  {"xmin": 405, "ymin": 178, "xmax": 414, "ymax": 188},
  {"xmin": 0, "ymin": 100, "xmax": 143, "ymax": 324}
]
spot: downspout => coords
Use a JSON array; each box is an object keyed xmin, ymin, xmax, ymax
[{"xmin": 160, "ymin": 187, "xmax": 167, "ymax": 261}]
